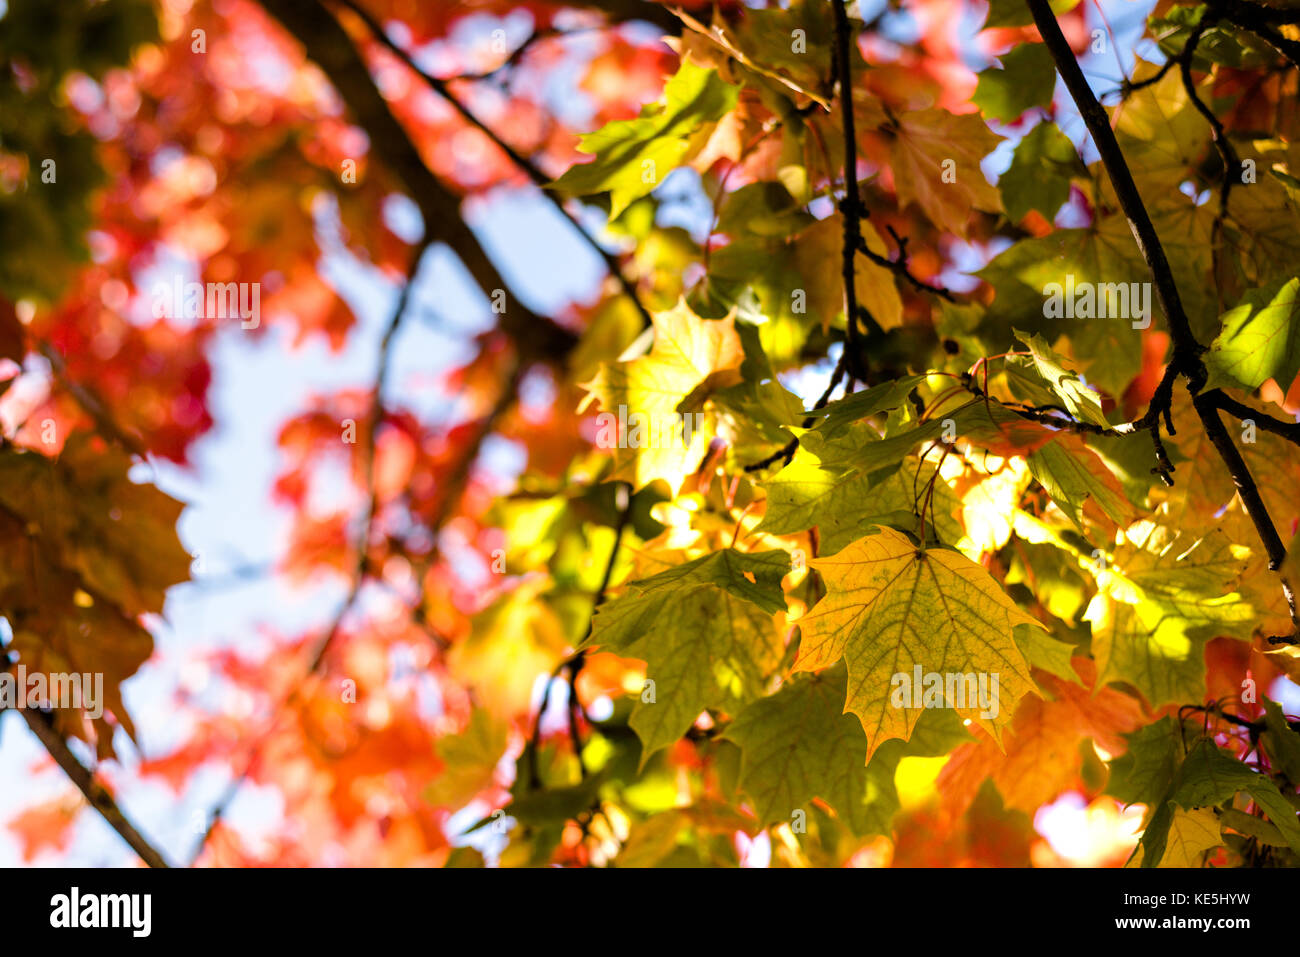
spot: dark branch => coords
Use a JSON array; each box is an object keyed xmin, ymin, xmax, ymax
[
  {"xmin": 327, "ymin": 0, "xmax": 654, "ymax": 328},
  {"xmin": 1027, "ymin": 0, "xmax": 1205, "ymax": 382},
  {"xmin": 258, "ymin": 0, "xmax": 576, "ymax": 364},
  {"xmin": 833, "ymin": 0, "xmax": 871, "ymax": 384},
  {"xmin": 526, "ymin": 484, "xmax": 633, "ymax": 789},
  {"xmin": 9, "ymin": 695, "xmax": 170, "ymax": 868},
  {"xmin": 1203, "ymin": 390, "xmax": 1300, "ymax": 445},
  {"xmin": 1029, "ymin": 0, "xmax": 1298, "ymax": 638},
  {"xmin": 856, "ymin": 225, "xmax": 956, "ymax": 301}
]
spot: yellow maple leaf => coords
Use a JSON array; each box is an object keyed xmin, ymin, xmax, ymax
[
  {"xmin": 579, "ymin": 299, "xmax": 745, "ymax": 495},
  {"xmin": 449, "ymin": 580, "xmax": 567, "ymax": 721},
  {"xmin": 1127, "ymin": 807, "xmax": 1222, "ymax": 868},
  {"xmin": 795, "ymin": 525, "xmax": 1041, "ymax": 759}
]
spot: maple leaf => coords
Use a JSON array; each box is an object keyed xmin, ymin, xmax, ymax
[
  {"xmin": 450, "ymin": 579, "xmax": 569, "ymax": 721},
  {"xmin": 977, "ymin": 223, "xmax": 1152, "ymax": 398},
  {"xmin": 424, "ymin": 708, "xmax": 509, "ymax": 811},
  {"xmin": 867, "ymin": 105, "xmax": 1004, "ymax": 238},
  {"xmin": 1126, "ymin": 807, "xmax": 1223, "ymax": 868},
  {"xmin": 1204, "ymin": 276, "xmax": 1300, "ymax": 393},
  {"xmin": 724, "ymin": 665, "xmax": 898, "ymax": 835},
  {"xmin": 14, "ymin": 0, "xmax": 1300, "ymax": 872},
  {"xmin": 547, "ymin": 61, "xmax": 739, "ymax": 220},
  {"xmin": 615, "ymin": 801, "xmax": 760, "ymax": 867},
  {"xmin": 937, "ymin": 660, "xmax": 1146, "ymax": 818},
  {"xmin": 725, "ymin": 664, "xmax": 969, "ymax": 836},
  {"xmin": 580, "ymin": 299, "xmax": 745, "ymax": 496},
  {"xmin": 7, "ymin": 793, "xmax": 82, "ymax": 863},
  {"xmin": 711, "ymin": 320, "xmax": 808, "ymax": 465},
  {"xmin": 1085, "ymin": 518, "xmax": 1255, "ymax": 706},
  {"xmin": 1112, "ymin": 60, "xmax": 1214, "ymax": 200},
  {"xmin": 758, "ymin": 445, "xmax": 963, "ymax": 557},
  {"xmin": 1000, "ymin": 121, "xmax": 1085, "ymax": 223},
  {"xmin": 794, "ymin": 525, "xmax": 1042, "ymax": 758},
  {"xmin": 0, "ymin": 435, "xmax": 190, "ymax": 742},
  {"xmin": 704, "ymin": 206, "xmax": 902, "ymax": 350},
  {"xmin": 1260, "ymin": 699, "xmax": 1300, "ymax": 789},
  {"xmin": 1026, "ymin": 432, "xmax": 1136, "ymax": 531},
  {"xmin": 1011, "ymin": 329, "xmax": 1110, "ymax": 428},
  {"xmin": 806, "ymin": 374, "xmax": 927, "ymax": 438},
  {"xmin": 1110, "ymin": 722, "xmax": 1300, "ymax": 866},
  {"xmin": 973, "ymin": 42, "xmax": 1055, "ymax": 123},
  {"xmin": 583, "ymin": 549, "xmax": 788, "ymax": 757}
]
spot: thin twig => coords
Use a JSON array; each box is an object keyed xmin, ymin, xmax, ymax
[
  {"xmin": 190, "ymin": 236, "xmax": 432, "ymax": 864},
  {"xmin": 328, "ymin": 0, "xmax": 654, "ymax": 329},
  {"xmin": 526, "ymin": 483, "xmax": 633, "ymax": 788},
  {"xmin": 2, "ymin": 670, "xmax": 170, "ymax": 868}
]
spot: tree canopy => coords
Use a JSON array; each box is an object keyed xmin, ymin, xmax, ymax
[{"xmin": 3, "ymin": 0, "xmax": 1300, "ymax": 869}]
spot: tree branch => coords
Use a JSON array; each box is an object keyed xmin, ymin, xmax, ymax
[
  {"xmin": 1214, "ymin": 0, "xmax": 1300, "ymax": 68},
  {"xmin": 1202, "ymin": 389, "xmax": 1300, "ymax": 445},
  {"xmin": 526, "ymin": 482, "xmax": 632, "ymax": 789},
  {"xmin": 0, "ymin": 657, "xmax": 169, "ymax": 868},
  {"xmin": 1028, "ymin": 0, "xmax": 1298, "ymax": 637},
  {"xmin": 190, "ymin": 236, "xmax": 439, "ymax": 864},
  {"xmin": 1026, "ymin": 0, "xmax": 1205, "ymax": 383},
  {"xmin": 328, "ymin": 0, "xmax": 654, "ymax": 329},
  {"xmin": 258, "ymin": 0, "xmax": 577, "ymax": 365},
  {"xmin": 36, "ymin": 341, "xmax": 151, "ymax": 459},
  {"xmin": 832, "ymin": 0, "xmax": 870, "ymax": 385}
]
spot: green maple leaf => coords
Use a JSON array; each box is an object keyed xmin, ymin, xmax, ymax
[
  {"xmin": 716, "ymin": 0, "xmax": 835, "ymax": 98},
  {"xmin": 712, "ymin": 319, "xmax": 808, "ymax": 465},
  {"xmin": 547, "ymin": 61, "xmax": 739, "ymax": 220},
  {"xmin": 808, "ymin": 375, "xmax": 927, "ymax": 438},
  {"xmin": 1112, "ymin": 59, "xmax": 1214, "ymax": 199},
  {"xmin": 1012, "ymin": 626, "xmax": 1081, "ymax": 683},
  {"xmin": 795, "ymin": 525, "xmax": 1041, "ymax": 757},
  {"xmin": 1204, "ymin": 276, "xmax": 1300, "ymax": 392},
  {"xmin": 706, "ymin": 209, "xmax": 903, "ymax": 344},
  {"xmin": 583, "ymin": 549, "xmax": 789, "ymax": 757},
  {"xmin": 725, "ymin": 664, "xmax": 969, "ymax": 835},
  {"xmin": 724, "ymin": 665, "xmax": 896, "ymax": 834},
  {"xmin": 1149, "ymin": 5, "xmax": 1273, "ymax": 72},
  {"xmin": 1085, "ymin": 521, "xmax": 1255, "ymax": 705},
  {"xmin": 757, "ymin": 442, "xmax": 962, "ymax": 555},
  {"xmin": 1011, "ymin": 329, "xmax": 1110, "ymax": 428},
  {"xmin": 1000, "ymin": 121, "xmax": 1084, "ymax": 223},
  {"xmin": 977, "ymin": 224, "xmax": 1150, "ymax": 397},
  {"xmin": 1026, "ymin": 433, "xmax": 1135, "ymax": 530},
  {"xmin": 1260, "ymin": 698, "xmax": 1300, "ymax": 788},
  {"xmin": 1121, "ymin": 735, "xmax": 1300, "ymax": 867},
  {"xmin": 973, "ymin": 43, "xmax": 1056, "ymax": 123},
  {"xmin": 1107, "ymin": 716, "xmax": 1186, "ymax": 809}
]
